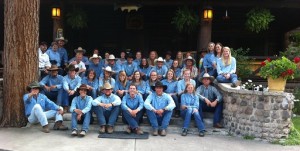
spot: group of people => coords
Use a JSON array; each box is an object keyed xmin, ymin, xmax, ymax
[{"xmin": 27, "ymin": 39, "xmax": 240, "ymax": 137}]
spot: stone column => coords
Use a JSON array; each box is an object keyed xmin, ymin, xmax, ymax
[{"xmin": 198, "ymin": 19, "xmax": 212, "ymax": 51}]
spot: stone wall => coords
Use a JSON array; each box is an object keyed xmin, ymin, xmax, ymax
[{"xmin": 217, "ymin": 83, "xmax": 294, "ymax": 141}]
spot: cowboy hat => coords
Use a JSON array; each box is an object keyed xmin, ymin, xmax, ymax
[
  {"xmin": 102, "ymin": 66, "xmax": 115, "ymax": 73},
  {"xmin": 151, "ymin": 81, "xmax": 167, "ymax": 91},
  {"xmin": 199, "ymin": 73, "xmax": 215, "ymax": 82},
  {"xmin": 154, "ymin": 57, "xmax": 164, "ymax": 63},
  {"xmin": 47, "ymin": 64, "xmax": 60, "ymax": 71},
  {"xmin": 26, "ymin": 81, "xmax": 42, "ymax": 91},
  {"xmin": 107, "ymin": 54, "xmax": 117, "ymax": 60},
  {"xmin": 100, "ymin": 82, "xmax": 114, "ymax": 91},
  {"xmin": 74, "ymin": 47, "xmax": 86, "ymax": 54},
  {"xmin": 76, "ymin": 84, "xmax": 89, "ymax": 93},
  {"xmin": 89, "ymin": 54, "xmax": 102, "ymax": 60},
  {"xmin": 184, "ymin": 56, "xmax": 195, "ymax": 64},
  {"xmin": 66, "ymin": 64, "xmax": 79, "ymax": 72},
  {"xmin": 55, "ymin": 37, "xmax": 68, "ymax": 43}
]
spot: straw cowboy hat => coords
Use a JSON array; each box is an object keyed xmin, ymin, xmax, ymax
[
  {"xmin": 107, "ymin": 54, "xmax": 117, "ymax": 61},
  {"xmin": 74, "ymin": 47, "xmax": 86, "ymax": 54},
  {"xmin": 76, "ymin": 84, "xmax": 89, "ymax": 93},
  {"xmin": 199, "ymin": 73, "xmax": 215, "ymax": 82},
  {"xmin": 89, "ymin": 54, "xmax": 102, "ymax": 60},
  {"xmin": 102, "ymin": 66, "xmax": 115, "ymax": 73},
  {"xmin": 100, "ymin": 82, "xmax": 114, "ymax": 91},
  {"xmin": 184, "ymin": 56, "xmax": 195, "ymax": 65},
  {"xmin": 151, "ymin": 81, "xmax": 167, "ymax": 91},
  {"xmin": 55, "ymin": 37, "xmax": 68, "ymax": 43},
  {"xmin": 66, "ymin": 64, "xmax": 79, "ymax": 72},
  {"xmin": 26, "ymin": 81, "xmax": 42, "ymax": 91},
  {"xmin": 154, "ymin": 57, "xmax": 165, "ymax": 63},
  {"xmin": 47, "ymin": 64, "xmax": 60, "ymax": 71}
]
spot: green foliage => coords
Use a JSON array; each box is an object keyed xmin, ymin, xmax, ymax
[
  {"xmin": 243, "ymin": 135, "xmax": 255, "ymax": 140},
  {"xmin": 259, "ymin": 57, "xmax": 297, "ymax": 80},
  {"xmin": 281, "ymin": 117, "xmax": 300, "ymax": 145},
  {"xmin": 66, "ymin": 7, "xmax": 88, "ymax": 29},
  {"xmin": 245, "ymin": 8, "xmax": 275, "ymax": 33},
  {"xmin": 289, "ymin": 32, "xmax": 300, "ymax": 47},
  {"xmin": 280, "ymin": 45, "xmax": 300, "ymax": 59},
  {"xmin": 230, "ymin": 48, "xmax": 253, "ymax": 80},
  {"xmin": 171, "ymin": 6, "xmax": 199, "ymax": 34},
  {"xmin": 293, "ymin": 88, "xmax": 300, "ymax": 115}
]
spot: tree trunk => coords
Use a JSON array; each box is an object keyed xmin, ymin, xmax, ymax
[{"xmin": 1, "ymin": 0, "xmax": 40, "ymax": 127}]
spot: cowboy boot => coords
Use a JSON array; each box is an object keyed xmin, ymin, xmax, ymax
[
  {"xmin": 53, "ymin": 121, "xmax": 68, "ymax": 130},
  {"xmin": 42, "ymin": 124, "xmax": 50, "ymax": 133}
]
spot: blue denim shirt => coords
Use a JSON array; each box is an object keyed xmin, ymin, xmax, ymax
[
  {"xmin": 92, "ymin": 93, "xmax": 121, "ymax": 110},
  {"xmin": 164, "ymin": 59, "xmax": 173, "ymax": 69},
  {"xmin": 133, "ymin": 59, "xmax": 141, "ymax": 66},
  {"xmin": 70, "ymin": 95, "xmax": 92, "ymax": 114},
  {"xmin": 144, "ymin": 93, "xmax": 175, "ymax": 111},
  {"xmin": 161, "ymin": 79, "xmax": 178, "ymax": 94},
  {"xmin": 104, "ymin": 63, "xmax": 121, "ymax": 73},
  {"xmin": 181, "ymin": 93, "xmax": 199, "ymax": 109},
  {"xmin": 88, "ymin": 63, "xmax": 103, "ymax": 78},
  {"xmin": 173, "ymin": 68, "xmax": 182, "ymax": 79},
  {"xmin": 137, "ymin": 66, "xmax": 151, "ymax": 79},
  {"xmin": 58, "ymin": 47, "xmax": 68, "ymax": 65},
  {"xmin": 216, "ymin": 57, "xmax": 237, "ymax": 75},
  {"xmin": 63, "ymin": 75, "xmax": 82, "ymax": 91},
  {"xmin": 114, "ymin": 80, "xmax": 130, "ymax": 92},
  {"xmin": 121, "ymin": 93, "xmax": 144, "ymax": 111},
  {"xmin": 150, "ymin": 65, "xmax": 168, "ymax": 78},
  {"xmin": 81, "ymin": 77, "xmax": 99, "ymax": 91},
  {"xmin": 39, "ymin": 75, "xmax": 64, "ymax": 91},
  {"xmin": 177, "ymin": 79, "xmax": 196, "ymax": 94},
  {"xmin": 195, "ymin": 85, "xmax": 222, "ymax": 102},
  {"xmin": 46, "ymin": 49, "xmax": 61, "ymax": 66},
  {"xmin": 203, "ymin": 52, "xmax": 215, "ymax": 69},
  {"xmin": 122, "ymin": 62, "xmax": 138, "ymax": 76},
  {"xmin": 23, "ymin": 93, "xmax": 59, "ymax": 117}
]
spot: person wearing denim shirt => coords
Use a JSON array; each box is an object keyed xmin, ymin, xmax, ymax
[
  {"xmin": 99, "ymin": 66, "xmax": 116, "ymax": 95},
  {"xmin": 70, "ymin": 84, "xmax": 92, "ymax": 137},
  {"xmin": 137, "ymin": 58, "xmax": 152, "ymax": 81},
  {"xmin": 133, "ymin": 51, "xmax": 142, "ymax": 66},
  {"xmin": 200, "ymin": 42, "xmax": 216, "ymax": 77},
  {"xmin": 150, "ymin": 57, "xmax": 168, "ymax": 80},
  {"xmin": 46, "ymin": 42, "xmax": 61, "ymax": 67},
  {"xmin": 164, "ymin": 51, "xmax": 173, "ymax": 69},
  {"xmin": 161, "ymin": 69, "xmax": 179, "ymax": 117},
  {"xmin": 88, "ymin": 54, "xmax": 103, "ymax": 79},
  {"xmin": 114, "ymin": 71, "xmax": 130, "ymax": 99},
  {"xmin": 196, "ymin": 73, "xmax": 223, "ymax": 128},
  {"xmin": 92, "ymin": 82, "xmax": 121, "ymax": 134},
  {"xmin": 121, "ymin": 84, "xmax": 144, "ymax": 135},
  {"xmin": 24, "ymin": 81, "xmax": 67, "ymax": 133},
  {"xmin": 144, "ymin": 81, "xmax": 175, "ymax": 136},
  {"xmin": 181, "ymin": 56, "xmax": 198, "ymax": 80},
  {"xmin": 81, "ymin": 69, "xmax": 99, "ymax": 99},
  {"xmin": 216, "ymin": 46, "xmax": 241, "ymax": 87},
  {"xmin": 171, "ymin": 60, "xmax": 182, "ymax": 80},
  {"xmin": 146, "ymin": 71, "xmax": 159, "ymax": 94},
  {"xmin": 130, "ymin": 71, "xmax": 148, "ymax": 100},
  {"xmin": 181, "ymin": 84, "xmax": 205, "ymax": 137},
  {"xmin": 122, "ymin": 54, "xmax": 138, "ymax": 81},
  {"xmin": 39, "ymin": 65, "xmax": 64, "ymax": 105},
  {"xmin": 177, "ymin": 69, "xmax": 196, "ymax": 96},
  {"xmin": 62, "ymin": 65, "xmax": 82, "ymax": 109},
  {"xmin": 104, "ymin": 54, "xmax": 121, "ymax": 78},
  {"xmin": 56, "ymin": 37, "xmax": 68, "ymax": 68}
]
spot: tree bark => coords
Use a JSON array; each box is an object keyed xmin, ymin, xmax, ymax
[{"xmin": 1, "ymin": 0, "xmax": 40, "ymax": 127}]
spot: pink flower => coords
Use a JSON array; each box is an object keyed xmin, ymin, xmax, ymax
[{"xmin": 266, "ymin": 58, "xmax": 271, "ymax": 62}]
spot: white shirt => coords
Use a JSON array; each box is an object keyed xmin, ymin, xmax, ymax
[
  {"xmin": 70, "ymin": 61, "xmax": 86, "ymax": 70},
  {"xmin": 38, "ymin": 48, "xmax": 51, "ymax": 68}
]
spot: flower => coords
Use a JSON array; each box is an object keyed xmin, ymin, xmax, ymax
[
  {"xmin": 266, "ymin": 57, "xmax": 271, "ymax": 62},
  {"xmin": 294, "ymin": 57, "xmax": 300, "ymax": 63},
  {"xmin": 259, "ymin": 56, "xmax": 297, "ymax": 80},
  {"xmin": 261, "ymin": 61, "xmax": 266, "ymax": 66}
]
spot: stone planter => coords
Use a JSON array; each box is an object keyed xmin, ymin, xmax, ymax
[{"xmin": 268, "ymin": 77, "xmax": 286, "ymax": 92}]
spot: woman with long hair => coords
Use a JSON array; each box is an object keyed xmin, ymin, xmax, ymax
[
  {"xmin": 146, "ymin": 71, "xmax": 159, "ymax": 94},
  {"xmin": 137, "ymin": 58, "xmax": 151, "ymax": 81},
  {"xmin": 175, "ymin": 51, "xmax": 184, "ymax": 68},
  {"xmin": 147, "ymin": 50, "xmax": 158, "ymax": 68},
  {"xmin": 81, "ymin": 69, "xmax": 99, "ymax": 99},
  {"xmin": 130, "ymin": 71, "xmax": 148, "ymax": 100},
  {"xmin": 170, "ymin": 59, "xmax": 182, "ymax": 80},
  {"xmin": 114, "ymin": 71, "xmax": 130, "ymax": 98}
]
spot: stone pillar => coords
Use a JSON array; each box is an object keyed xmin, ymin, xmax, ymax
[
  {"xmin": 53, "ymin": 18, "xmax": 62, "ymax": 41},
  {"xmin": 198, "ymin": 19, "xmax": 212, "ymax": 51}
]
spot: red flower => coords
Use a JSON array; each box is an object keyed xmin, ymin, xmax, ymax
[
  {"xmin": 266, "ymin": 58, "xmax": 271, "ymax": 62},
  {"xmin": 261, "ymin": 61, "xmax": 266, "ymax": 66},
  {"xmin": 281, "ymin": 71, "xmax": 287, "ymax": 77},
  {"xmin": 287, "ymin": 69, "xmax": 294, "ymax": 75},
  {"xmin": 294, "ymin": 57, "xmax": 300, "ymax": 63}
]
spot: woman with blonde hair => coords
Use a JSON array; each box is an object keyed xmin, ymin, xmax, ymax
[
  {"xmin": 147, "ymin": 50, "xmax": 158, "ymax": 68},
  {"xmin": 216, "ymin": 46, "xmax": 240, "ymax": 87},
  {"xmin": 114, "ymin": 71, "xmax": 130, "ymax": 98},
  {"xmin": 180, "ymin": 83, "xmax": 205, "ymax": 137},
  {"xmin": 175, "ymin": 51, "xmax": 184, "ymax": 68}
]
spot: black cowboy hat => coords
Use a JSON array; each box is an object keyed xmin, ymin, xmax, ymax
[{"xmin": 151, "ymin": 81, "xmax": 167, "ymax": 91}]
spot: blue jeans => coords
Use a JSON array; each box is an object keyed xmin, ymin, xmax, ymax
[
  {"xmin": 216, "ymin": 74, "xmax": 238, "ymax": 84},
  {"xmin": 171, "ymin": 94, "xmax": 179, "ymax": 111},
  {"xmin": 199, "ymin": 101, "xmax": 223, "ymax": 125},
  {"xmin": 181, "ymin": 108, "xmax": 205, "ymax": 131},
  {"xmin": 28, "ymin": 104, "xmax": 63, "ymax": 126},
  {"xmin": 61, "ymin": 90, "xmax": 77, "ymax": 106},
  {"xmin": 122, "ymin": 109, "xmax": 143, "ymax": 129},
  {"xmin": 95, "ymin": 106, "xmax": 120, "ymax": 126},
  {"xmin": 41, "ymin": 89, "xmax": 63, "ymax": 105},
  {"xmin": 146, "ymin": 109, "xmax": 173, "ymax": 130},
  {"xmin": 71, "ymin": 112, "xmax": 91, "ymax": 132},
  {"xmin": 200, "ymin": 68, "xmax": 217, "ymax": 78}
]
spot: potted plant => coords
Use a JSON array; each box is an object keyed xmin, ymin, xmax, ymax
[
  {"xmin": 259, "ymin": 56, "xmax": 297, "ymax": 92},
  {"xmin": 171, "ymin": 6, "xmax": 199, "ymax": 34},
  {"xmin": 245, "ymin": 8, "xmax": 275, "ymax": 33},
  {"xmin": 66, "ymin": 6, "xmax": 88, "ymax": 29}
]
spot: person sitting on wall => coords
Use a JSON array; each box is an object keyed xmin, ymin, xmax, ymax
[
  {"xmin": 196, "ymin": 73, "xmax": 223, "ymax": 128},
  {"xmin": 23, "ymin": 81, "xmax": 68, "ymax": 133},
  {"xmin": 70, "ymin": 84, "xmax": 92, "ymax": 137},
  {"xmin": 200, "ymin": 42, "xmax": 217, "ymax": 77},
  {"xmin": 144, "ymin": 81, "xmax": 176, "ymax": 136},
  {"xmin": 216, "ymin": 46, "xmax": 241, "ymax": 88},
  {"xmin": 39, "ymin": 65, "xmax": 64, "ymax": 105},
  {"xmin": 121, "ymin": 84, "xmax": 144, "ymax": 135},
  {"xmin": 92, "ymin": 82, "xmax": 121, "ymax": 134}
]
